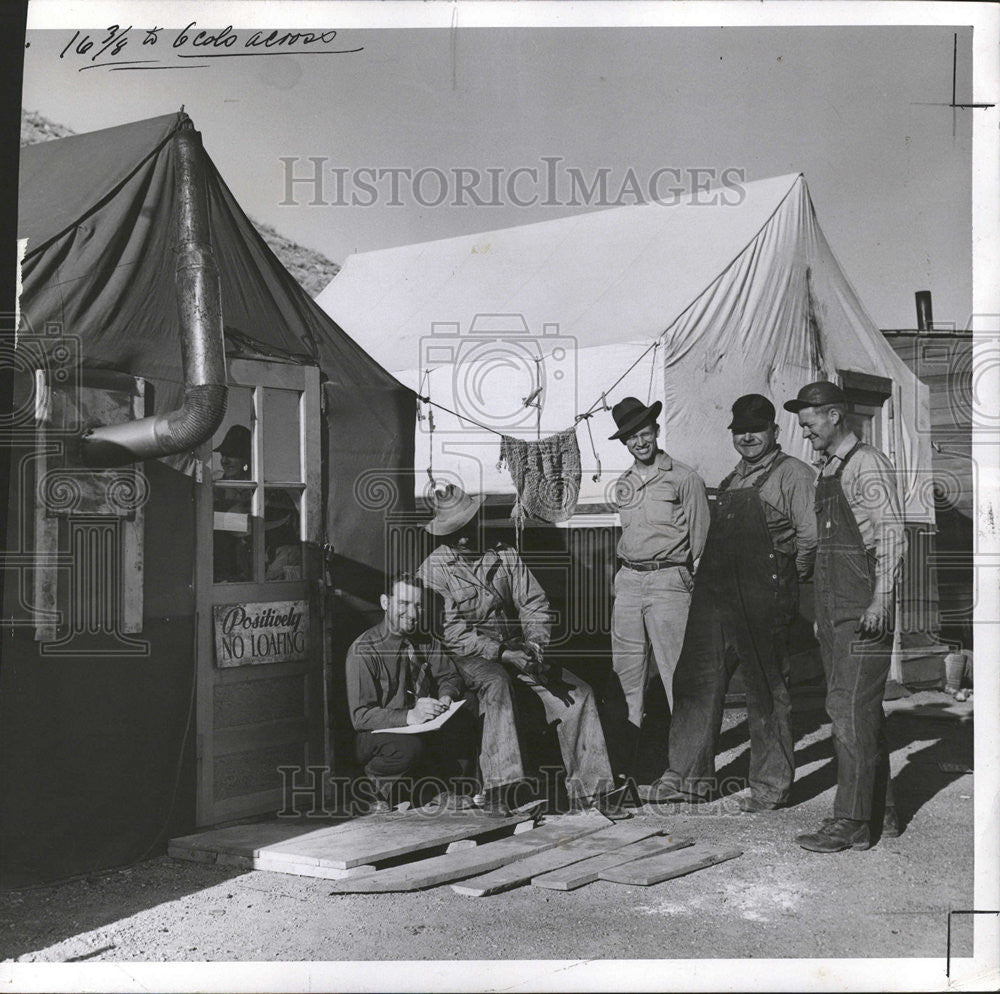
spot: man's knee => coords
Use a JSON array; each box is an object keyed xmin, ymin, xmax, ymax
[
  {"xmin": 463, "ymin": 660, "xmax": 515, "ymax": 705},
  {"xmin": 363, "ymin": 735, "xmax": 424, "ymax": 776}
]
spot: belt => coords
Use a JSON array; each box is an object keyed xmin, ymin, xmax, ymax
[{"xmin": 620, "ymin": 559, "xmax": 687, "ymax": 572}]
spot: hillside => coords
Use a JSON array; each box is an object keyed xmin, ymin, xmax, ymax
[{"xmin": 20, "ymin": 108, "xmax": 340, "ymax": 298}]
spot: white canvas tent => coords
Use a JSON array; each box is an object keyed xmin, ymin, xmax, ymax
[{"xmin": 318, "ymin": 173, "xmax": 933, "ymax": 523}]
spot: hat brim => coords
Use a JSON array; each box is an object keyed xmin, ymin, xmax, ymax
[
  {"xmin": 728, "ymin": 419, "xmax": 772, "ymax": 433},
  {"xmin": 782, "ymin": 399, "xmax": 815, "ymax": 414},
  {"xmin": 609, "ymin": 400, "xmax": 663, "ymax": 440},
  {"xmin": 424, "ymin": 493, "xmax": 486, "ymax": 535}
]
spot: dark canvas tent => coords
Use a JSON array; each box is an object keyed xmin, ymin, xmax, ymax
[
  {"xmin": 17, "ymin": 110, "xmax": 414, "ymax": 571},
  {"xmin": 3, "ymin": 112, "xmax": 413, "ymax": 885}
]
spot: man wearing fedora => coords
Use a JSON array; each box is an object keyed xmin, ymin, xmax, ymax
[
  {"xmin": 418, "ymin": 484, "xmax": 616, "ymax": 814},
  {"xmin": 784, "ymin": 380, "xmax": 905, "ymax": 852},
  {"xmin": 639, "ymin": 394, "xmax": 816, "ymax": 811},
  {"xmin": 608, "ymin": 397, "xmax": 710, "ymax": 773}
]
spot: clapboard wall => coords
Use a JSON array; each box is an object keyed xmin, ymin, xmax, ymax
[{"xmin": 883, "ymin": 331, "xmax": 973, "ymax": 652}]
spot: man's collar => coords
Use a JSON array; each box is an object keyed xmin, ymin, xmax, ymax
[
  {"xmin": 737, "ymin": 444, "xmax": 782, "ymax": 476},
  {"xmin": 376, "ymin": 618, "xmax": 407, "ymax": 648},
  {"xmin": 829, "ymin": 431, "xmax": 859, "ymax": 462},
  {"xmin": 629, "ymin": 449, "xmax": 672, "ymax": 476}
]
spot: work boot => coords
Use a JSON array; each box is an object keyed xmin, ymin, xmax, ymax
[
  {"xmin": 637, "ymin": 778, "xmax": 706, "ymax": 804},
  {"xmin": 569, "ymin": 787, "xmax": 633, "ymax": 820},
  {"xmin": 795, "ymin": 818, "xmax": 871, "ymax": 853},
  {"xmin": 477, "ymin": 786, "xmax": 512, "ymax": 818},
  {"xmin": 736, "ymin": 796, "xmax": 786, "ymax": 813},
  {"xmin": 881, "ymin": 805, "xmax": 901, "ymax": 838}
]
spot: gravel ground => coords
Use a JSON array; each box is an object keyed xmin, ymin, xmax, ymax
[{"xmin": 0, "ymin": 693, "xmax": 976, "ymax": 967}]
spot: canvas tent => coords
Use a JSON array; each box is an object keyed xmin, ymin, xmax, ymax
[
  {"xmin": 317, "ymin": 173, "xmax": 934, "ymax": 524},
  {"xmin": 3, "ymin": 112, "xmax": 414, "ymax": 885},
  {"xmin": 17, "ymin": 110, "xmax": 415, "ymax": 567}
]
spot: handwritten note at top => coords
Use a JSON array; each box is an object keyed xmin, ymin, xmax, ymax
[{"xmin": 58, "ymin": 23, "xmax": 364, "ymax": 72}]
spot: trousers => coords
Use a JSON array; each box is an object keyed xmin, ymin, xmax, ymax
[
  {"xmin": 355, "ymin": 706, "xmax": 477, "ymax": 799},
  {"xmin": 610, "ymin": 564, "xmax": 693, "ymax": 725},
  {"xmin": 456, "ymin": 655, "xmax": 615, "ymax": 800}
]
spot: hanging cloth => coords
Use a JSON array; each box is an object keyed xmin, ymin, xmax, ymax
[{"xmin": 499, "ymin": 427, "xmax": 582, "ymax": 526}]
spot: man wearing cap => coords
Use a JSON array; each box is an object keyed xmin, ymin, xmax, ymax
[
  {"xmin": 346, "ymin": 571, "xmax": 478, "ymax": 813},
  {"xmin": 418, "ymin": 484, "xmax": 617, "ymax": 814},
  {"xmin": 607, "ymin": 397, "xmax": 710, "ymax": 773},
  {"xmin": 784, "ymin": 380, "xmax": 905, "ymax": 852},
  {"xmin": 639, "ymin": 394, "xmax": 817, "ymax": 810}
]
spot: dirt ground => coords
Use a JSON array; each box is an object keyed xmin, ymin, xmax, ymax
[{"xmin": 0, "ymin": 692, "xmax": 975, "ymax": 968}]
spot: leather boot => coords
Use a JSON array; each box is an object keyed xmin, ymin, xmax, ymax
[{"xmin": 795, "ymin": 817, "xmax": 871, "ymax": 852}]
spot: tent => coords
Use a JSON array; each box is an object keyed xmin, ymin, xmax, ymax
[
  {"xmin": 3, "ymin": 112, "xmax": 413, "ymax": 885},
  {"xmin": 18, "ymin": 110, "xmax": 415, "ymax": 568},
  {"xmin": 317, "ymin": 173, "xmax": 933, "ymax": 524}
]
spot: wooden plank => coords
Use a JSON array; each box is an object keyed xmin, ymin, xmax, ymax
[
  {"xmin": 328, "ymin": 812, "xmax": 612, "ymax": 893},
  {"xmin": 532, "ymin": 834, "xmax": 695, "ymax": 891},
  {"xmin": 451, "ymin": 822, "xmax": 663, "ymax": 897},
  {"xmin": 599, "ymin": 843, "xmax": 742, "ymax": 886},
  {"xmin": 169, "ymin": 819, "xmax": 343, "ymax": 857},
  {"xmin": 261, "ymin": 804, "xmax": 541, "ymax": 869},
  {"xmin": 254, "ymin": 857, "xmax": 375, "ymax": 880}
]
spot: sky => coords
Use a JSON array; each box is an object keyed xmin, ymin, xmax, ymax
[{"xmin": 20, "ymin": 14, "xmax": 975, "ymax": 330}]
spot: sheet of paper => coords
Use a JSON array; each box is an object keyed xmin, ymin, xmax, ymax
[{"xmin": 372, "ymin": 698, "xmax": 465, "ymax": 735}]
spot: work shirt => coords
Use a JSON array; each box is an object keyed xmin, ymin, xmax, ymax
[
  {"xmin": 722, "ymin": 446, "xmax": 818, "ymax": 581},
  {"xmin": 614, "ymin": 451, "xmax": 710, "ymax": 565},
  {"xmin": 418, "ymin": 543, "xmax": 551, "ymax": 662},
  {"xmin": 345, "ymin": 619, "xmax": 464, "ymax": 731},
  {"xmin": 819, "ymin": 432, "xmax": 906, "ymax": 595}
]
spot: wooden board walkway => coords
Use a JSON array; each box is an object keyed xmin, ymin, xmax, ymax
[
  {"xmin": 450, "ymin": 822, "xmax": 664, "ymax": 896},
  {"xmin": 328, "ymin": 811, "xmax": 612, "ymax": 893},
  {"xmin": 168, "ymin": 805, "xmax": 540, "ymax": 878},
  {"xmin": 599, "ymin": 842, "xmax": 742, "ymax": 886},
  {"xmin": 531, "ymin": 834, "xmax": 695, "ymax": 891}
]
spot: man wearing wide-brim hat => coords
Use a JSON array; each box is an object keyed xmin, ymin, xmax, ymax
[
  {"xmin": 639, "ymin": 393, "xmax": 817, "ymax": 810},
  {"xmin": 418, "ymin": 484, "xmax": 617, "ymax": 815},
  {"xmin": 783, "ymin": 380, "xmax": 905, "ymax": 853},
  {"xmin": 607, "ymin": 396, "xmax": 710, "ymax": 775}
]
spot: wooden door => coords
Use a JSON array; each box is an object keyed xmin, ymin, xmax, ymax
[{"xmin": 195, "ymin": 359, "xmax": 325, "ymax": 826}]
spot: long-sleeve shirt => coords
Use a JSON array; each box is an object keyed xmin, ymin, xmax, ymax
[
  {"xmin": 418, "ymin": 543, "xmax": 551, "ymax": 662},
  {"xmin": 614, "ymin": 451, "xmax": 710, "ymax": 566},
  {"xmin": 722, "ymin": 446, "xmax": 818, "ymax": 581},
  {"xmin": 820, "ymin": 431, "xmax": 907, "ymax": 596},
  {"xmin": 345, "ymin": 619, "xmax": 464, "ymax": 731}
]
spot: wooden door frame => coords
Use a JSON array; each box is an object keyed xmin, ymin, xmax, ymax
[{"xmin": 194, "ymin": 359, "xmax": 326, "ymax": 827}]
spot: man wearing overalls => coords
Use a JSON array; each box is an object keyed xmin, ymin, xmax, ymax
[
  {"xmin": 785, "ymin": 380, "xmax": 905, "ymax": 852},
  {"xmin": 638, "ymin": 394, "xmax": 817, "ymax": 809}
]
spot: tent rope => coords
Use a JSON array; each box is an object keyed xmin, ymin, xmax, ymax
[
  {"xmin": 646, "ymin": 340, "xmax": 660, "ymax": 404},
  {"xmin": 415, "ymin": 393, "xmax": 506, "ymax": 437},
  {"xmin": 576, "ymin": 336, "xmax": 664, "ymax": 422}
]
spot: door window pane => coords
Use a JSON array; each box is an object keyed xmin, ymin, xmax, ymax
[
  {"xmin": 263, "ymin": 388, "xmax": 302, "ymax": 483},
  {"xmin": 264, "ymin": 487, "xmax": 302, "ymax": 581},
  {"xmin": 213, "ymin": 483, "xmax": 255, "ymax": 583},
  {"xmin": 211, "ymin": 388, "xmax": 255, "ymax": 483}
]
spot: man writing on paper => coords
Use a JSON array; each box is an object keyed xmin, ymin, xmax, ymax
[{"xmin": 345, "ymin": 571, "xmax": 478, "ymax": 813}]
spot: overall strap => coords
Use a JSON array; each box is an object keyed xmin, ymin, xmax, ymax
[
  {"xmin": 719, "ymin": 451, "xmax": 788, "ymax": 493},
  {"xmin": 831, "ymin": 440, "xmax": 864, "ymax": 479},
  {"xmin": 750, "ymin": 451, "xmax": 789, "ymax": 490},
  {"xmin": 717, "ymin": 468, "xmax": 740, "ymax": 493}
]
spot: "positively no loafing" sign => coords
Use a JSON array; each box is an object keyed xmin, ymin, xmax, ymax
[{"xmin": 213, "ymin": 600, "xmax": 309, "ymax": 667}]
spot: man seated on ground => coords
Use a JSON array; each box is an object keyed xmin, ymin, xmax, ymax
[
  {"xmin": 345, "ymin": 571, "xmax": 478, "ymax": 813},
  {"xmin": 417, "ymin": 484, "xmax": 619, "ymax": 816}
]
